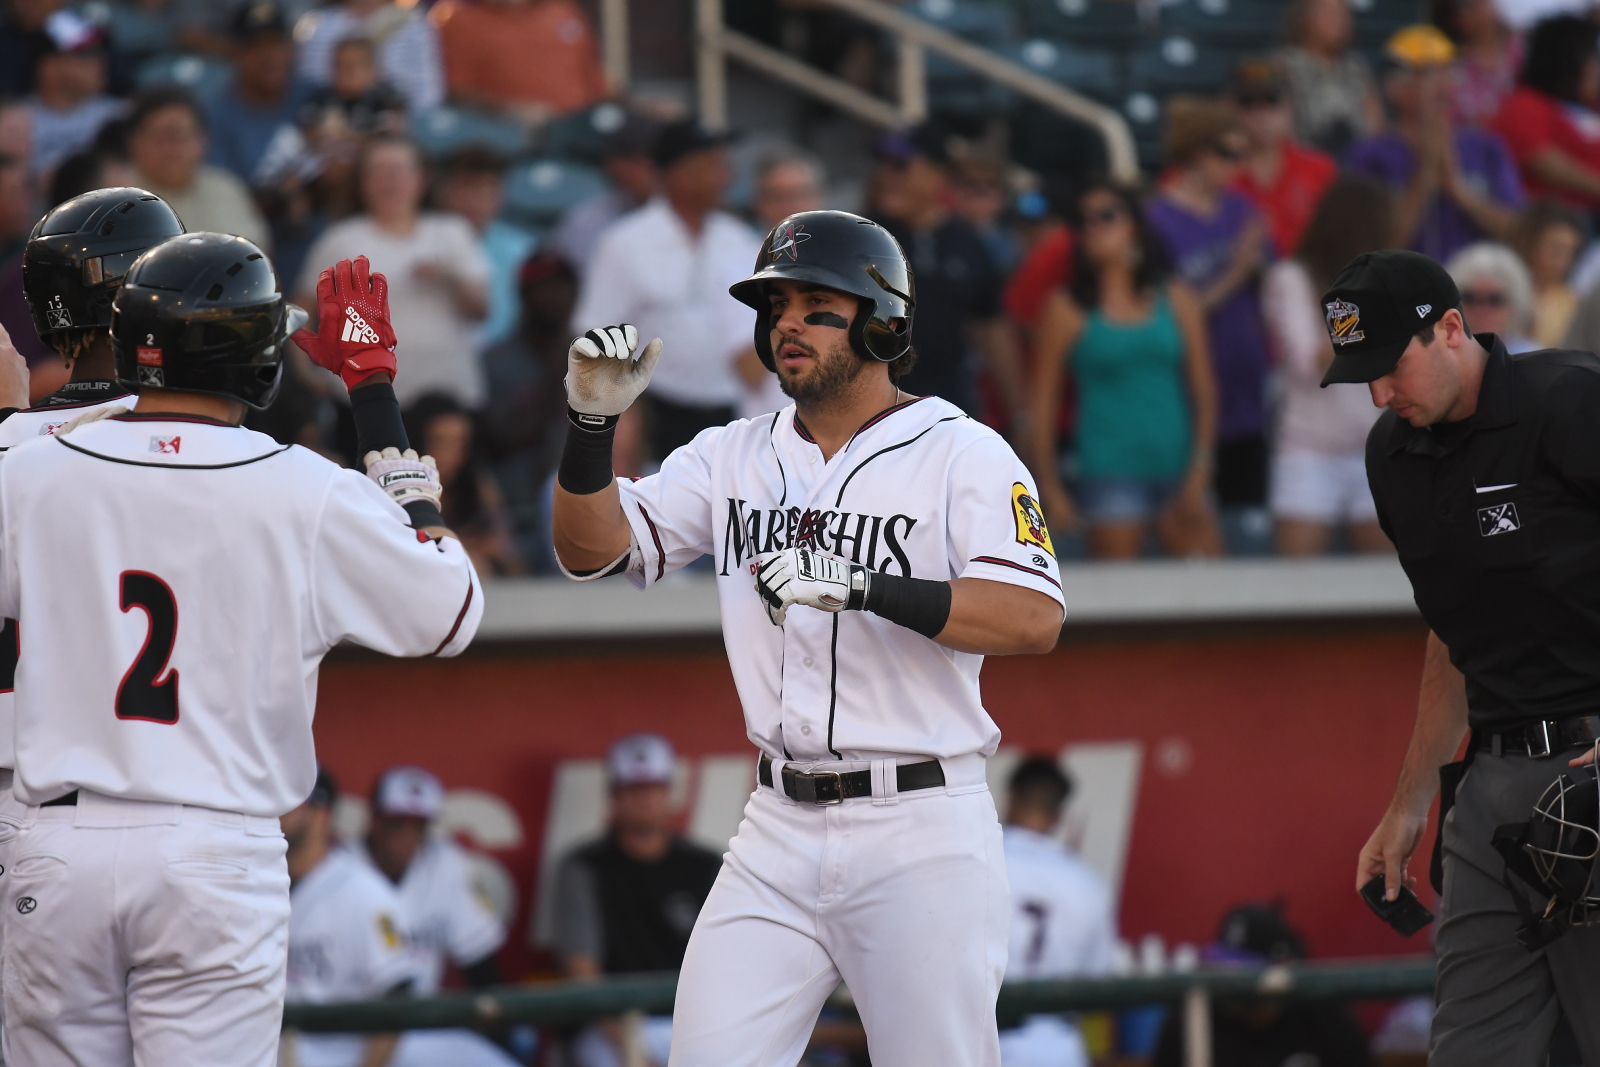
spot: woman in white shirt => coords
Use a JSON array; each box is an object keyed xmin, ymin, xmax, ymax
[
  {"xmin": 1263, "ymin": 175, "xmax": 1392, "ymax": 556},
  {"xmin": 297, "ymin": 134, "xmax": 489, "ymax": 408}
]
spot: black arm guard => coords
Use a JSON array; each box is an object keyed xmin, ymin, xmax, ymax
[
  {"xmin": 557, "ymin": 407, "xmax": 620, "ymax": 495},
  {"xmin": 863, "ymin": 572, "xmax": 953, "ymax": 639}
]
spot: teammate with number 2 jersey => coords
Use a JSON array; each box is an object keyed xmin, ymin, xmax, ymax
[{"xmin": 0, "ymin": 236, "xmax": 481, "ymax": 1067}]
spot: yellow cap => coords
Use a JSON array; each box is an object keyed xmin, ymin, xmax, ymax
[{"xmin": 1386, "ymin": 24, "xmax": 1457, "ymax": 68}]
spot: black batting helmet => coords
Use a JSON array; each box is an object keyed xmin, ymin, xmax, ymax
[
  {"xmin": 111, "ymin": 233, "xmax": 306, "ymax": 410},
  {"xmin": 23, "ymin": 187, "xmax": 186, "ymax": 344},
  {"xmin": 729, "ymin": 210, "xmax": 915, "ymax": 371}
]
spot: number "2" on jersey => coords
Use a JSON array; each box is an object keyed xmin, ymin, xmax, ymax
[{"xmin": 116, "ymin": 571, "xmax": 179, "ymax": 724}]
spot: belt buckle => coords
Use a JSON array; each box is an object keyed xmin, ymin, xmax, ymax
[
  {"xmin": 800, "ymin": 770, "xmax": 844, "ymax": 806},
  {"xmin": 1527, "ymin": 720, "xmax": 1557, "ymax": 758}
]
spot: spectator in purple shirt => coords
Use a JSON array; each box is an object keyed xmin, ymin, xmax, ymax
[
  {"xmin": 1345, "ymin": 25, "xmax": 1521, "ymax": 264},
  {"xmin": 1147, "ymin": 98, "xmax": 1274, "ymax": 541}
]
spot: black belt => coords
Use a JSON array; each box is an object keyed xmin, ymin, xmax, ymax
[
  {"xmin": 1476, "ymin": 716, "xmax": 1600, "ymax": 758},
  {"xmin": 40, "ymin": 790, "xmax": 77, "ymax": 807},
  {"xmin": 758, "ymin": 755, "xmax": 944, "ymax": 805}
]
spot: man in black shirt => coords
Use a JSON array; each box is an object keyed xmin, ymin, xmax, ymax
[
  {"xmin": 1328, "ymin": 250, "xmax": 1600, "ymax": 1065},
  {"xmin": 552, "ymin": 733, "xmax": 722, "ymax": 979},
  {"xmin": 871, "ymin": 125, "xmax": 1021, "ymax": 420}
]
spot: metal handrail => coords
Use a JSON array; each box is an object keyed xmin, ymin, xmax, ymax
[
  {"xmin": 693, "ymin": 0, "xmax": 1140, "ymax": 182},
  {"xmin": 281, "ymin": 956, "xmax": 1436, "ymax": 1033}
]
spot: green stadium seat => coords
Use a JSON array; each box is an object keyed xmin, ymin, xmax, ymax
[
  {"xmin": 411, "ymin": 107, "xmax": 529, "ymax": 160},
  {"xmin": 1007, "ymin": 37, "xmax": 1122, "ymax": 101},
  {"xmin": 1159, "ymin": 0, "xmax": 1286, "ymax": 47},
  {"xmin": 1128, "ymin": 35, "xmax": 1236, "ymax": 93},
  {"xmin": 502, "ymin": 159, "xmax": 609, "ymax": 230},
  {"xmin": 134, "ymin": 52, "xmax": 234, "ymax": 100},
  {"xmin": 1016, "ymin": 0, "xmax": 1146, "ymax": 46}
]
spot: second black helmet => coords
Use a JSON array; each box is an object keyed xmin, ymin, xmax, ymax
[{"xmin": 23, "ymin": 188, "xmax": 186, "ymax": 345}]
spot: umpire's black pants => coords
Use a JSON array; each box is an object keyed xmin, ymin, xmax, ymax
[{"xmin": 1434, "ymin": 749, "xmax": 1600, "ymax": 1064}]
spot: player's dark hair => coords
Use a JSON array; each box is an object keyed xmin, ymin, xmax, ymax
[
  {"xmin": 1068, "ymin": 181, "xmax": 1169, "ymax": 310},
  {"xmin": 886, "ymin": 341, "xmax": 917, "ymax": 383},
  {"xmin": 1008, "ymin": 757, "xmax": 1072, "ymax": 813}
]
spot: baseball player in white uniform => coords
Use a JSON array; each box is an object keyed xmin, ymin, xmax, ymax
[
  {"xmin": 552, "ymin": 209, "xmax": 1066, "ymax": 1067},
  {"xmin": 999, "ymin": 758, "xmax": 1117, "ymax": 1067},
  {"xmin": 0, "ymin": 242, "xmax": 482, "ymax": 1066},
  {"xmin": 0, "ymin": 189, "xmax": 187, "ymax": 890}
]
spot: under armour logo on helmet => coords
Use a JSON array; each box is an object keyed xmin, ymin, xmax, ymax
[{"xmin": 341, "ymin": 306, "xmax": 381, "ymax": 345}]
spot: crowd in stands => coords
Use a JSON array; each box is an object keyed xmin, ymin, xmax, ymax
[{"xmin": 12, "ymin": 0, "xmax": 1600, "ymax": 574}]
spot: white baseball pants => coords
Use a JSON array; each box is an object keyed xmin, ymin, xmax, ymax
[
  {"xmin": 0, "ymin": 791, "xmax": 290, "ymax": 1067},
  {"xmin": 669, "ymin": 760, "xmax": 1009, "ymax": 1067}
]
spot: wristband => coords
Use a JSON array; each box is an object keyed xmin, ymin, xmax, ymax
[
  {"xmin": 403, "ymin": 499, "xmax": 445, "ymax": 531},
  {"xmin": 350, "ymin": 381, "xmax": 409, "ymax": 458},
  {"xmin": 558, "ymin": 406, "xmax": 619, "ymax": 495},
  {"xmin": 862, "ymin": 572, "xmax": 952, "ymax": 639}
]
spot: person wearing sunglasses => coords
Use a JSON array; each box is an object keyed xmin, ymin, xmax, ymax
[
  {"xmin": 1346, "ymin": 25, "xmax": 1523, "ymax": 265},
  {"xmin": 1148, "ymin": 97, "xmax": 1275, "ymax": 552},
  {"xmin": 1228, "ymin": 57, "xmax": 1336, "ymax": 259},
  {"xmin": 1445, "ymin": 240, "xmax": 1539, "ymax": 353},
  {"xmin": 1031, "ymin": 182, "xmax": 1221, "ymax": 560}
]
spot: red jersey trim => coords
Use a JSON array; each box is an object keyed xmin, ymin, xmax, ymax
[
  {"xmin": 429, "ymin": 578, "xmax": 476, "ymax": 656},
  {"xmin": 638, "ymin": 504, "xmax": 666, "ymax": 582},
  {"xmin": 970, "ymin": 555, "xmax": 1062, "ymax": 590}
]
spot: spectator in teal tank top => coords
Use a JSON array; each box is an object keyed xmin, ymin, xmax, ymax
[{"xmin": 1029, "ymin": 183, "xmax": 1222, "ymax": 560}]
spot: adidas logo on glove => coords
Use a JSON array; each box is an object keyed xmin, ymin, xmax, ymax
[{"xmin": 341, "ymin": 307, "xmax": 382, "ymax": 345}]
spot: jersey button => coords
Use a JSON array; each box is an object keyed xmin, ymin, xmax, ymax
[
  {"xmin": 804, "ymin": 657, "xmax": 814, "ymax": 667},
  {"xmin": 801, "ymin": 725, "xmax": 812, "ymax": 735}
]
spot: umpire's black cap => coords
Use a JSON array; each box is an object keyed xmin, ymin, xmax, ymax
[{"xmin": 1319, "ymin": 249, "xmax": 1461, "ymax": 387}]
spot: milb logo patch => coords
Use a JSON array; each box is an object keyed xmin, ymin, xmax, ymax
[
  {"xmin": 1479, "ymin": 502, "xmax": 1521, "ymax": 536},
  {"xmin": 1012, "ymin": 482, "xmax": 1055, "ymax": 557}
]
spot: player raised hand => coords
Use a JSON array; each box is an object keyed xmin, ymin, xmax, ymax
[
  {"xmin": 291, "ymin": 255, "xmax": 398, "ymax": 391},
  {"xmin": 756, "ymin": 547, "xmax": 869, "ymax": 626},
  {"xmin": 364, "ymin": 447, "xmax": 443, "ymax": 510},
  {"xmin": 566, "ymin": 324, "xmax": 662, "ymax": 418}
]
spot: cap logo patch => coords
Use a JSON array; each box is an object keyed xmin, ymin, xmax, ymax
[
  {"xmin": 1325, "ymin": 300, "xmax": 1364, "ymax": 346},
  {"xmin": 768, "ymin": 220, "xmax": 811, "ymax": 262},
  {"xmin": 1012, "ymin": 482, "xmax": 1055, "ymax": 557},
  {"xmin": 137, "ymin": 366, "xmax": 164, "ymax": 387},
  {"xmin": 45, "ymin": 295, "xmax": 71, "ymax": 330},
  {"xmin": 1416, "ymin": 304, "xmax": 1432, "ymax": 318},
  {"xmin": 136, "ymin": 346, "xmax": 162, "ymax": 367}
]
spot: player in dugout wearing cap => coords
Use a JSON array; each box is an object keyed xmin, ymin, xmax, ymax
[{"xmin": 1333, "ymin": 248, "xmax": 1600, "ymax": 1064}]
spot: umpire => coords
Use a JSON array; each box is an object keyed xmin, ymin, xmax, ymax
[{"xmin": 1335, "ymin": 250, "xmax": 1600, "ymax": 1064}]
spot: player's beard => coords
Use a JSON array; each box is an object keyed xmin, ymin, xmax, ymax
[{"xmin": 775, "ymin": 336, "xmax": 866, "ymax": 405}]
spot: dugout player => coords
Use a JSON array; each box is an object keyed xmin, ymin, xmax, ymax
[
  {"xmin": 0, "ymin": 242, "xmax": 482, "ymax": 1066},
  {"xmin": 552, "ymin": 209, "xmax": 1066, "ymax": 1067},
  {"xmin": 1335, "ymin": 250, "xmax": 1600, "ymax": 1064}
]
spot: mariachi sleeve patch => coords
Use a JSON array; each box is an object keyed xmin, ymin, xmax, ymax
[{"xmin": 1012, "ymin": 482, "xmax": 1054, "ymax": 557}]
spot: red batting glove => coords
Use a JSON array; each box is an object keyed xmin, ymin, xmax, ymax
[{"xmin": 290, "ymin": 255, "xmax": 398, "ymax": 391}]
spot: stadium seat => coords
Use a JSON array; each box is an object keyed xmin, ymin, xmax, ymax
[
  {"xmin": 541, "ymin": 102, "xmax": 629, "ymax": 164},
  {"xmin": 1017, "ymin": 0, "xmax": 1147, "ymax": 47},
  {"xmin": 1127, "ymin": 35, "xmax": 1236, "ymax": 94},
  {"xmin": 133, "ymin": 52, "xmax": 234, "ymax": 100},
  {"xmin": 906, "ymin": 0, "xmax": 1018, "ymax": 45},
  {"xmin": 1158, "ymin": 0, "xmax": 1286, "ymax": 47},
  {"xmin": 410, "ymin": 107, "xmax": 529, "ymax": 160},
  {"xmin": 501, "ymin": 159, "xmax": 609, "ymax": 230},
  {"xmin": 1006, "ymin": 38, "xmax": 1122, "ymax": 102}
]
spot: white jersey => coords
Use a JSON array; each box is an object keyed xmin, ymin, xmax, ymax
[
  {"xmin": 606, "ymin": 397, "xmax": 1064, "ymax": 762},
  {"xmin": 1001, "ymin": 825, "xmax": 1116, "ymax": 981},
  {"xmin": 288, "ymin": 846, "xmax": 415, "ymax": 1067},
  {"xmin": 0, "ymin": 384, "xmax": 133, "ymax": 769},
  {"xmin": 0, "ymin": 415, "xmax": 482, "ymax": 815},
  {"xmin": 359, "ymin": 838, "xmax": 505, "ymax": 996}
]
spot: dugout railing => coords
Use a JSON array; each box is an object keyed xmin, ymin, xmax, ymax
[{"xmin": 282, "ymin": 956, "xmax": 1436, "ymax": 1067}]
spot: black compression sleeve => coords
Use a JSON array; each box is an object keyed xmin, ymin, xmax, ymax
[
  {"xmin": 863, "ymin": 573, "xmax": 952, "ymax": 639},
  {"xmin": 558, "ymin": 407, "xmax": 619, "ymax": 495},
  {"xmin": 403, "ymin": 500, "xmax": 446, "ymax": 530},
  {"xmin": 349, "ymin": 381, "xmax": 408, "ymax": 458}
]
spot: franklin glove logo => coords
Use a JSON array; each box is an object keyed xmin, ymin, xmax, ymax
[{"xmin": 341, "ymin": 307, "xmax": 383, "ymax": 346}]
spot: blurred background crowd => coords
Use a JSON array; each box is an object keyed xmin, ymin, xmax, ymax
[{"xmin": 7, "ymin": 0, "xmax": 1600, "ymax": 571}]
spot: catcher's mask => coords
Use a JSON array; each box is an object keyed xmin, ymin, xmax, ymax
[{"xmin": 1494, "ymin": 747, "xmax": 1600, "ymax": 950}]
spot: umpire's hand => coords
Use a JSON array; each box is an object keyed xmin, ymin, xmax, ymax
[{"xmin": 1356, "ymin": 809, "xmax": 1428, "ymax": 903}]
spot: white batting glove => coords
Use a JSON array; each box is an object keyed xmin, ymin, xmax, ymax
[
  {"xmin": 755, "ymin": 547, "xmax": 871, "ymax": 626},
  {"xmin": 55, "ymin": 404, "xmax": 129, "ymax": 437},
  {"xmin": 566, "ymin": 324, "xmax": 662, "ymax": 417},
  {"xmin": 363, "ymin": 447, "xmax": 443, "ymax": 509}
]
